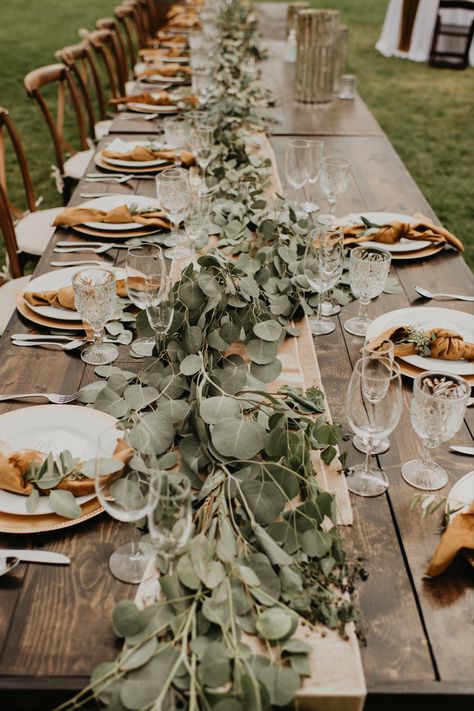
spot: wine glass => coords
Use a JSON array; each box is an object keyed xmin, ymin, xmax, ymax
[
  {"xmin": 194, "ymin": 124, "xmax": 214, "ymax": 193},
  {"xmin": 148, "ymin": 472, "xmax": 193, "ymax": 574},
  {"xmin": 145, "ymin": 277, "xmax": 175, "ymax": 357},
  {"xmin": 163, "ymin": 116, "xmax": 192, "ymax": 167},
  {"xmin": 318, "ymin": 157, "xmax": 351, "ymax": 225},
  {"xmin": 353, "ymin": 340, "xmax": 395, "ymax": 455},
  {"xmin": 156, "ymin": 168, "xmax": 192, "ymax": 259},
  {"xmin": 346, "ymin": 357, "xmax": 402, "ymax": 497},
  {"xmin": 95, "ymin": 425, "xmax": 159, "ymax": 583},
  {"xmin": 192, "ymin": 67, "xmax": 214, "ymax": 106},
  {"xmin": 344, "ymin": 246, "xmax": 391, "ymax": 337},
  {"xmin": 126, "ymin": 244, "xmax": 166, "ymax": 357},
  {"xmin": 303, "ymin": 227, "xmax": 344, "ymax": 336},
  {"xmin": 184, "ymin": 191, "xmax": 209, "ymax": 256},
  {"xmin": 285, "ymin": 139, "xmax": 309, "ymax": 212},
  {"xmin": 301, "ymin": 140, "xmax": 324, "ymax": 215},
  {"xmin": 72, "ymin": 268, "xmax": 118, "ymax": 365},
  {"xmin": 402, "ymin": 372, "xmax": 469, "ymax": 491}
]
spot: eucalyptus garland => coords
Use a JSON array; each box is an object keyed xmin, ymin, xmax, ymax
[{"xmin": 55, "ymin": 2, "xmax": 363, "ymax": 709}]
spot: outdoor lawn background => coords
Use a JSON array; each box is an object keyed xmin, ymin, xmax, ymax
[{"xmin": 0, "ymin": 0, "xmax": 473, "ymax": 268}]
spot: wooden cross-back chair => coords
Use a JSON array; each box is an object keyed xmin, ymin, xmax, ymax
[
  {"xmin": 429, "ymin": 0, "xmax": 474, "ymax": 69},
  {"xmin": 86, "ymin": 28, "xmax": 126, "ymax": 98},
  {"xmin": 0, "ymin": 106, "xmax": 62, "ymax": 288},
  {"xmin": 24, "ymin": 63, "xmax": 94, "ymax": 200},
  {"xmin": 96, "ymin": 17, "xmax": 130, "ymax": 86},
  {"xmin": 114, "ymin": 3, "xmax": 146, "ymax": 74}
]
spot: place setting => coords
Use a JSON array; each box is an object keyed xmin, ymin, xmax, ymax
[{"xmin": 92, "ymin": 137, "xmax": 196, "ymax": 176}]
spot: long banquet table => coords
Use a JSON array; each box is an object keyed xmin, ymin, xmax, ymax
[{"xmin": 0, "ymin": 3, "xmax": 473, "ymax": 710}]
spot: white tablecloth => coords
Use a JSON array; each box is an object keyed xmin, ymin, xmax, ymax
[{"xmin": 376, "ymin": 0, "xmax": 474, "ymax": 64}]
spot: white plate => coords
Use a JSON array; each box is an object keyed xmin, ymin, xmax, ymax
[
  {"xmin": 446, "ymin": 471, "xmax": 474, "ymax": 519},
  {"xmin": 100, "ymin": 139, "xmax": 168, "ymax": 171},
  {"xmin": 23, "ymin": 266, "xmax": 125, "ymax": 321},
  {"xmin": 79, "ymin": 192, "xmax": 162, "ymax": 229},
  {"xmin": 0, "ymin": 406, "xmax": 118, "ymax": 516},
  {"xmin": 141, "ymin": 74, "xmax": 189, "ymax": 84},
  {"xmin": 126, "ymin": 102, "xmax": 178, "ymax": 115},
  {"xmin": 366, "ymin": 307, "xmax": 474, "ymax": 377},
  {"xmin": 158, "ymin": 55, "xmax": 189, "ymax": 64},
  {"xmin": 337, "ymin": 212, "xmax": 431, "ymax": 253}
]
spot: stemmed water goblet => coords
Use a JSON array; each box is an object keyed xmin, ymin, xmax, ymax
[
  {"xmin": 346, "ymin": 357, "xmax": 402, "ymax": 497},
  {"xmin": 353, "ymin": 339, "xmax": 395, "ymax": 455},
  {"xmin": 184, "ymin": 191, "xmax": 209, "ymax": 256},
  {"xmin": 344, "ymin": 246, "xmax": 391, "ymax": 337},
  {"xmin": 318, "ymin": 157, "xmax": 351, "ymax": 225},
  {"xmin": 163, "ymin": 116, "xmax": 192, "ymax": 167},
  {"xmin": 303, "ymin": 227, "xmax": 344, "ymax": 336},
  {"xmin": 126, "ymin": 244, "xmax": 166, "ymax": 357},
  {"xmin": 194, "ymin": 124, "xmax": 214, "ymax": 193},
  {"xmin": 301, "ymin": 140, "xmax": 324, "ymax": 215},
  {"xmin": 156, "ymin": 168, "xmax": 192, "ymax": 259},
  {"xmin": 148, "ymin": 472, "xmax": 193, "ymax": 574},
  {"xmin": 94, "ymin": 425, "xmax": 159, "ymax": 583},
  {"xmin": 192, "ymin": 67, "xmax": 214, "ymax": 106},
  {"xmin": 402, "ymin": 372, "xmax": 469, "ymax": 491},
  {"xmin": 72, "ymin": 268, "xmax": 118, "ymax": 365},
  {"xmin": 285, "ymin": 138, "xmax": 309, "ymax": 214}
]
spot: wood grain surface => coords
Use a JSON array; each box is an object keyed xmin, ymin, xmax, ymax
[{"xmin": 0, "ymin": 3, "xmax": 472, "ymax": 709}]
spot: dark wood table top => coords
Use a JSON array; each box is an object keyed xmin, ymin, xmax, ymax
[{"xmin": 0, "ymin": 5, "xmax": 473, "ymax": 710}]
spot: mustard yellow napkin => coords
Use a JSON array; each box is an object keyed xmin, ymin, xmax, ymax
[
  {"xmin": 23, "ymin": 278, "xmax": 131, "ymax": 311},
  {"xmin": 367, "ymin": 326, "xmax": 474, "ymax": 362},
  {"xmin": 426, "ymin": 506, "xmax": 474, "ymax": 576},
  {"xmin": 52, "ymin": 205, "xmax": 171, "ymax": 229},
  {"xmin": 342, "ymin": 214, "xmax": 463, "ymax": 252},
  {"xmin": 138, "ymin": 63, "xmax": 193, "ymax": 78}
]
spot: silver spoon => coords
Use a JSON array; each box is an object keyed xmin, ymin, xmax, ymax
[
  {"xmin": 12, "ymin": 339, "xmax": 87, "ymax": 351},
  {"xmin": 50, "ymin": 260, "xmax": 109, "ymax": 267},
  {"xmin": 0, "ymin": 557, "xmax": 20, "ymax": 576},
  {"xmin": 414, "ymin": 286, "xmax": 474, "ymax": 302}
]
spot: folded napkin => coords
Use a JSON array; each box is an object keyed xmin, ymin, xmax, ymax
[
  {"xmin": 52, "ymin": 205, "xmax": 171, "ymax": 229},
  {"xmin": 23, "ymin": 277, "xmax": 136, "ymax": 311},
  {"xmin": 0, "ymin": 439, "xmax": 133, "ymax": 497},
  {"xmin": 166, "ymin": 4, "xmax": 190, "ymax": 19},
  {"xmin": 367, "ymin": 325, "xmax": 474, "ymax": 362},
  {"xmin": 140, "ymin": 47, "xmax": 189, "ymax": 59},
  {"xmin": 426, "ymin": 506, "xmax": 474, "ymax": 576},
  {"xmin": 138, "ymin": 64, "xmax": 193, "ymax": 78},
  {"xmin": 102, "ymin": 146, "xmax": 195, "ymax": 167},
  {"xmin": 155, "ymin": 31, "xmax": 188, "ymax": 44},
  {"xmin": 342, "ymin": 214, "xmax": 463, "ymax": 252},
  {"xmin": 167, "ymin": 15, "xmax": 200, "ymax": 29},
  {"xmin": 111, "ymin": 90, "xmax": 176, "ymax": 106}
]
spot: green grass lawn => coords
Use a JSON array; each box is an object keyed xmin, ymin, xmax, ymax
[{"xmin": 1, "ymin": 0, "xmax": 473, "ymax": 268}]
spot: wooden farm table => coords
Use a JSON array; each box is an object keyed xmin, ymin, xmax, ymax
[{"xmin": 0, "ymin": 4, "xmax": 473, "ymax": 710}]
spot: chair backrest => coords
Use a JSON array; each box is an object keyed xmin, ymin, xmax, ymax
[
  {"xmin": 114, "ymin": 3, "xmax": 144, "ymax": 73},
  {"xmin": 87, "ymin": 28, "xmax": 126, "ymax": 98},
  {"xmin": 55, "ymin": 40, "xmax": 105, "ymax": 133},
  {"xmin": 24, "ymin": 64, "xmax": 89, "ymax": 178},
  {"xmin": 96, "ymin": 17, "xmax": 130, "ymax": 85},
  {"xmin": 0, "ymin": 107, "xmax": 38, "ymax": 277}
]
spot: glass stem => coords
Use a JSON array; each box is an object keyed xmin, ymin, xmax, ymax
[
  {"xmin": 315, "ymin": 291, "xmax": 323, "ymax": 321},
  {"xmin": 129, "ymin": 530, "xmax": 142, "ymax": 560},
  {"xmin": 421, "ymin": 442, "xmax": 434, "ymax": 470},
  {"xmin": 93, "ymin": 327, "xmax": 103, "ymax": 350},
  {"xmin": 358, "ymin": 297, "xmax": 370, "ymax": 322},
  {"xmin": 364, "ymin": 437, "xmax": 373, "ymax": 475},
  {"xmin": 328, "ymin": 195, "xmax": 336, "ymax": 214}
]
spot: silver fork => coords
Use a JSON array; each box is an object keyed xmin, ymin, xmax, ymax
[
  {"xmin": 85, "ymin": 175, "xmax": 133, "ymax": 184},
  {"xmin": 0, "ymin": 389, "xmax": 83, "ymax": 404},
  {"xmin": 55, "ymin": 241, "xmax": 131, "ymax": 254},
  {"xmin": 12, "ymin": 339, "xmax": 87, "ymax": 352}
]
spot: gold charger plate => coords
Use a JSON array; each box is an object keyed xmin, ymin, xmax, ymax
[
  {"xmin": 396, "ymin": 356, "xmax": 474, "ymax": 386},
  {"xmin": 94, "ymin": 152, "xmax": 175, "ymax": 174},
  {"xmin": 390, "ymin": 244, "xmax": 444, "ymax": 261},
  {"xmin": 72, "ymin": 223, "xmax": 167, "ymax": 239},
  {"xmin": 0, "ymin": 497, "xmax": 103, "ymax": 534},
  {"xmin": 16, "ymin": 294, "xmax": 85, "ymax": 331}
]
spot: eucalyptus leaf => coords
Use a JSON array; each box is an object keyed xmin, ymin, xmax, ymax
[{"xmin": 48, "ymin": 490, "xmax": 82, "ymax": 519}]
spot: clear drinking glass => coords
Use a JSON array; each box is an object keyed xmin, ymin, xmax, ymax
[
  {"xmin": 301, "ymin": 140, "xmax": 324, "ymax": 214},
  {"xmin": 338, "ymin": 74, "xmax": 357, "ymax": 100},
  {"xmin": 163, "ymin": 116, "xmax": 192, "ymax": 167},
  {"xmin": 156, "ymin": 168, "xmax": 192, "ymax": 259},
  {"xmin": 318, "ymin": 157, "xmax": 351, "ymax": 225},
  {"xmin": 402, "ymin": 372, "xmax": 469, "ymax": 491},
  {"xmin": 184, "ymin": 191, "xmax": 209, "ymax": 255},
  {"xmin": 126, "ymin": 244, "xmax": 166, "ymax": 357},
  {"xmin": 303, "ymin": 227, "xmax": 344, "ymax": 336},
  {"xmin": 194, "ymin": 124, "xmax": 214, "ymax": 193},
  {"xmin": 95, "ymin": 425, "xmax": 159, "ymax": 583},
  {"xmin": 344, "ymin": 246, "xmax": 391, "ymax": 337},
  {"xmin": 145, "ymin": 277, "xmax": 175, "ymax": 356},
  {"xmin": 192, "ymin": 67, "xmax": 214, "ymax": 106},
  {"xmin": 353, "ymin": 339, "xmax": 395, "ymax": 455},
  {"xmin": 285, "ymin": 138, "xmax": 309, "ymax": 212},
  {"xmin": 346, "ymin": 358, "xmax": 402, "ymax": 497},
  {"xmin": 148, "ymin": 472, "xmax": 193, "ymax": 574},
  {"xmin": 72, "ymin": 268, "xmax": 118, "ymax": 365}
]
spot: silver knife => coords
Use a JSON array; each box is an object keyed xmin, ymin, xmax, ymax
[
  {"xmin": 0, "ymin": 549, "xmax": 70, "ymax": 564},
  {"xmin": 449, "ymin": 445, "xmax": 474, "ymax": 456}
]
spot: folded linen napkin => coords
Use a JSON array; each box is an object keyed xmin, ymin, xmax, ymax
[
  {"xmin": 101, "ymin": 146, "xmax": 195, "ymax": 167},
  {"xmin": 52, "ymin": 205, "xmax": 171, "ymax": 229},
  {"xmin": 426, "ymin": 506, "xmax": 474, "ymax": 576},
  {"xmin": 23, "ymin": 277, "xmax": 134, "ymax": 311},
  {"xmin": 342, "ymin": 214, "xmax": 463, "ymax": 252},
  {"xmin": 367, "ymin": 325, "xmax": 474, "ymax": 362},
  {"xmin": 137, "ymin": 64, "xmax": 193, "ymax": 78},
  {"xmin": 155, "ymin": 32, "xmax": 187, "ymax": 44},
  {"xmin": 0, "ymin": 439, "xmax": 133, "ymax": 497},
  {"xmin": 167, "ymin": 15, "xmax": 200, "ymax": 29},
  {"xmin": 110, "ymin": 91, "xmax": 197, "ymax": 108},
  {"xmin": 140, "ymin": 47, "xmax": 189, "ymax": 59}
]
